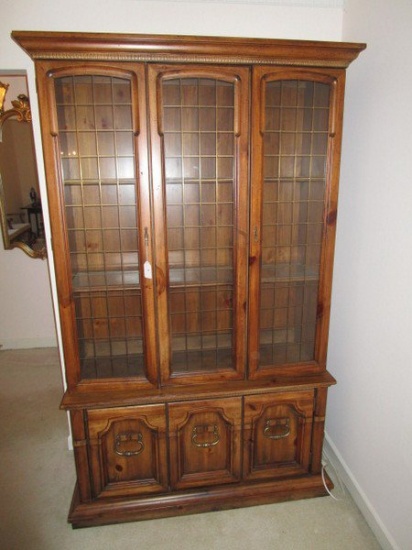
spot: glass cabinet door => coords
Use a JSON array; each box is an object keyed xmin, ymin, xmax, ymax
[
  {"xmin": 149, "ymin": 66, "xmax": 249, "ymax": 383},
  {"xmin": 249, "ymin": 68, "xmax": 338, "ymax": 377},
  {"xmin": 49, "ymin": 66, "xmax": 157, "ymax": 385}
]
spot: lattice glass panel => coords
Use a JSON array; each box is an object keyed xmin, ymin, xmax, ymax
[
  {"xmin": 260, "ymin": 80, "xmax": 330, "ymax": 365},
  {"xmin": 55, "ymin": 75, "xmax": 144, "ymax": 379},
  {"xmin": 75, "ymin": 289, "xmax": 144, "ymax": 378},
  {"xmin": 162, "ymin": 77, "xmax": 236, "ymax": 373}
]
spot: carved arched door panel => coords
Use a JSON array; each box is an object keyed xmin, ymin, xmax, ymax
[
  {"xmin": 87, "ymin": 405, "xmax": 168, "ymax": 498},
  {"xmin": 168, "ymin": 397, "xmax": 242, "ymax": 489},
  {"xmin": 243, "ymin": 391, "xmax": 314, "ymax": 481}
]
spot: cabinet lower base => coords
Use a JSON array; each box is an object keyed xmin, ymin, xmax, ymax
[{"xmin": 68, "ymin": 474, "xmax": 333, "ymax": 528}]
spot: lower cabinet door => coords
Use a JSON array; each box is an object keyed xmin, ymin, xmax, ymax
[
  {"xmin": 87, "ymin": 405, "xmax": 168, "ymax": 498},
  {"xmin": 168, "ymin": 397, "xmax": 242, "ymax": 490},
  {"xmin": 243, "ymin": 391, "xmax": 314, "ymax": 481}
]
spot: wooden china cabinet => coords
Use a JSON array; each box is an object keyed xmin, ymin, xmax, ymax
[{"xmin": 13, "ymin": 31, "xmax": 365, "ymax": 527}]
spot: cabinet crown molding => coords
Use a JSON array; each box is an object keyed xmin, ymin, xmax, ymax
[{"xmin": 12, "ymin": 31, "xmax": 365, "ymax": 68}]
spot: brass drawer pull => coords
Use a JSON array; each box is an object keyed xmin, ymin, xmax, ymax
[
  {"xmin": 191, "ymin": 424, "xmax": 220, "ymax": 448},
  {"xmin": 263, "ymin": 418, "xmax": 290, "ymax": 440},
  {"xmin": 114, "ymin": 431, "xmax": 144, "ymax": 457}
]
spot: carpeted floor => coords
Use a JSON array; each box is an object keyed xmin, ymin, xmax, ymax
[{"xmin": 0, "ymin": 348, "xmax": 381, "ymax": 550}]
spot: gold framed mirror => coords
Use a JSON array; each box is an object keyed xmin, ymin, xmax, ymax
[{"xmin": 0, "ymin": 80, "xmax": 46, "ymax": 259}]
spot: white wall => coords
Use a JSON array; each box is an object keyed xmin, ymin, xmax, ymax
[
  {"xmin": 325, "ymin": 1, "xmax": 412, "ymax": 549},
  {"xmin": 0, "ymin": 70, "xmax": 56, "ymax": 349},
  {"xmin": 0, "ymin": 1, "xmax": 342, "ymax": 350}
]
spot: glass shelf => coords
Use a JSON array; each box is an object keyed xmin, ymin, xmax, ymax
[
  {"xmin": 73, "ymin": 270, "xmax": 140, "ymax": 291},
  {"xmin": 169, "ymin": 266, "xmax": 233, "ymax": 286},
  {"xmin": 71, "ymin": 263, "xmax": 317, "ymax": 294},
  {"xmin": 261, "ymin": 263, "xmax": 319, "ymax": 283},
  {"xmin": 72, "ymin": 265, "xmax": 234, "ymax": 292}
]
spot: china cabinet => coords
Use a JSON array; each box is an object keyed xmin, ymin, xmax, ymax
[{"xmin": 13, "ymin": 31, "xmax": 365, "ymax": 527}]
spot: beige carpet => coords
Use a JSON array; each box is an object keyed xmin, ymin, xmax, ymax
[{"xmin": 0, "ymin": 348, "xmax": 381, "ymax": 550}]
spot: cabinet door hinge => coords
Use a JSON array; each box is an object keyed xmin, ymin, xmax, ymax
[{"xmin": 73, "ymin": 439, "xmax": 87, "ymax": 448}]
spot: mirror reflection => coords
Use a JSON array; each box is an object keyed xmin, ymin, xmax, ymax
[{"xmin": 0, "ymin": 79, "xmax": 46, "ymax": 259}]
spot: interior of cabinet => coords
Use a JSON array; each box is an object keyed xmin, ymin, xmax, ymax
[
  {"xmin": 259, "ymin": 80, "xmax": 330, "ymax": 366},
  {"xmin": 55, "ymin": 74, "xmax": 333, "ymax": 378},
  {"xmin": 162, "ymin": 78, "xmax": 237, "ymax": 374},
  {"xmin": 55, "ymin": 75, "xmax": 145, "ymax": 379}
]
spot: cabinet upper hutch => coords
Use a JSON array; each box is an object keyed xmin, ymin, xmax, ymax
[{"xmin": 13, "ymin": 31, "xmax": 365, "ymax": 527}]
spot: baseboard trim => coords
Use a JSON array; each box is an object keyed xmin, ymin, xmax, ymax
[
  {"xmin": 324, "ymin": 433, "xmax": 399, "ymax": 550},
  {"xmin": 1, "ymin": 337, "xmax": 57, "ymax": 350}
]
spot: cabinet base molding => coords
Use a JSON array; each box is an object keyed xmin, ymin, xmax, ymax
[{"xmin": 68, "ymin": 474, "xmax": 333, "ymax": 528}]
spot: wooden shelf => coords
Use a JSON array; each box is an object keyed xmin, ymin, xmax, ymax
[{"xmin": 60, "ymin": 370, "xmax": 337, "ymax": 409}]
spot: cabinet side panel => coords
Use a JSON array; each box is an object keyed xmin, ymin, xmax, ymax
[
  {"xmin": 70, "ymin": 409, "xmax": 92, "ymax": 502},
  {"xmin": 310, "ymin": 386, "xmax": 328, "ymax": 474}
]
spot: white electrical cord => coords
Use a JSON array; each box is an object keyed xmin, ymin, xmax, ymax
[{"xmin": 321, "ymin": 453, "xmax": 346, "ymax": 501}]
